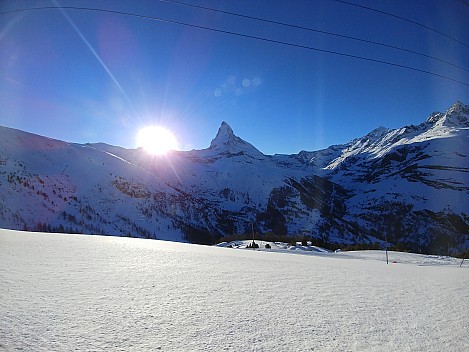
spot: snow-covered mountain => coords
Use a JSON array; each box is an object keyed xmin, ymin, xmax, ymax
[{"xmin": 1, "ymin": 102, "xmax": 468, "ymax": 254}]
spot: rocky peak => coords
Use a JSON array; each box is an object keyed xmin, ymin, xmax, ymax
[
  {"xmin": 426, "ymin": 101, "xmax": 469, "ymax": 128},
  {"xmin": 366, "ymin": 126, "xmax": 389, "ymax": 140},
  {"xmin": 445, "ymin": 101, "xmax": 469, "ymax": 127},
  {"xmin": 210, "ymin": 121, "xmax": 237, "ymax": 149},
  {"xmin": 209, "ymin": 121, "xmax": 264, "ymax": 157}
]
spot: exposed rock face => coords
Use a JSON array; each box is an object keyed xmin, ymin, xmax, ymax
[{"xmin": 1, "ymin": 102, "xmax": 468, "ymax": 254}]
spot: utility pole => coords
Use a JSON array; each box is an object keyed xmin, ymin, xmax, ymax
[
  {"xmin": 384, "ymin": 204, "xmax": 389, "ymax": 265},
  {"xmin": 385, "ymin": 232, "xmax": 389, "ymax": 265},
  {"xmin": 81, "ymin": 205, "xmax": 84, "ymax": 234}
]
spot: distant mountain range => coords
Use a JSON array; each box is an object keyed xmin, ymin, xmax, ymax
[{"xmin": 1, "ymin": 101, "xmax": 468, "ymax": 254}]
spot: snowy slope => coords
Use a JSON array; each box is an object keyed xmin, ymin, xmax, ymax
[
  {"xmin": 0, "ymin": 126, "xmax": 190, "ymax": 241},
  {"xmin": 1, "ymin": 229, "xmax": 468, "ymax": 352},
  {"xmin": 0, "ymin": 102, "xmax": 468, "ymax": 253},
  {"xmin": 217, "ymin": 239, "xmax": 464, "ymax": 266},
  {"xmin": 319, "ymin": 102, "xmax": 469, "ymax": 252}
]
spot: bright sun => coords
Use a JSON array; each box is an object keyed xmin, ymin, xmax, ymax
[{"xmin": 136, "ymin": 125, "xmax": 178, "ymax": 155}]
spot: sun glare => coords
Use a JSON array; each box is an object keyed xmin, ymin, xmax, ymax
[{"xmin": 136, "ymin": 125, "xmax": 178, "ymax": 155}]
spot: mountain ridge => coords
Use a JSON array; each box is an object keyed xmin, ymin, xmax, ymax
[{"xmin": 0, "ymin": 101, "xmax": 468, "ymax": 254}]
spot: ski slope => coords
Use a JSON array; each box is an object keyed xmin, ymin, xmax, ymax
[{"xmin": 1, "ymin": 229, "xmax": 468, "ymax": 351}]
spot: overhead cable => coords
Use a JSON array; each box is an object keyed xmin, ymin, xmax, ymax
[
  {"xmin": 1, "ymin": 5, "xmax": 468, "ymax": 88},
  {"xmin": 329, "ymin": 0, "xmax": 469, "ymax": 49},
  {"xmin": 158, "ymin": 0, "xmax": 469, "ymax": 73}
]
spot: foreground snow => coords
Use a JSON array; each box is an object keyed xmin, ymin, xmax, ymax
[{"xmin": 1, "ymin": 229, "xmax": 468, "ymax": 351}]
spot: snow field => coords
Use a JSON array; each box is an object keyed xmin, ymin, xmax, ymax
[{"xmin": 0, "ymin": 229, "xmax": 468, "ymax": 351}]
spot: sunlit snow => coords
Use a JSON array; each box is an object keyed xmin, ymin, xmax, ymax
[{"xmin": 1, "ymin": 229, "xmax": 467, "ymax": 351}]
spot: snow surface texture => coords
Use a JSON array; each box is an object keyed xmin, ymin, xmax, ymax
[{"xmin": 1, "ymin": 229, "xmax": 468, "ymax": 352}]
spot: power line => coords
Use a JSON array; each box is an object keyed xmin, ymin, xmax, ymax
[
  {"xmin": 329, "ymin": 0, "xmax": 469, "ymax": 49},
  {"xmin": 158, "ymin": 0, "xmax": 469, "ymax": 73},
  {"xmin": 2, "ymin": 5, "xmax": 469, "ymax": 88}
]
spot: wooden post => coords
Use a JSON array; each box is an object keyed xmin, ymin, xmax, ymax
[{"xmin": 460, "ymin": 250, "xmax": 467, "ymax": 267}]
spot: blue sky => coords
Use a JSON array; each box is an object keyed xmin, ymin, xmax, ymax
[{"xmin": 1, "ymin": 0, "xmax": 468, "ymax": 155}]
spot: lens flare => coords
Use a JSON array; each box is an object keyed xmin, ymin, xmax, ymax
[{"xmin": 136, "ymin": 126, "xmax": 178, "ymax": 155}]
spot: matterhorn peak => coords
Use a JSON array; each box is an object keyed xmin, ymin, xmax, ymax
[
  {"xmin": 208, "ymin": 121, "xmax": 264, "ymax": 157},
  {"xmin": 210, "ymin": 121, "xmax": 236, "ymax": 148}
]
